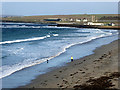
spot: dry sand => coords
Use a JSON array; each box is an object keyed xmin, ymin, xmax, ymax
[{"xmin": 19, "ymin": 39, "xmax": 119, "ymax": 89}]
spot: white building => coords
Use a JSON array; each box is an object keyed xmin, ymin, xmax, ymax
[
  {"xmin": 83, "ymin": 18, "xmax": 88, "ymax": 22},
  {"xmin": 76, "ymin": 19, "xmax": 81, "ymax": 22},
  {"xmin": 112, "ymin": 23, "xmax": 115, "ymax": 26},
  {"xmin": 108, "ymin": 23, "xmax": 115, "ymax": 26},
  {"xmin": 69, "ymin": 18, "xmax": 74, "ymax": 21},
  {"xmin": 87, "ymin": 22, "xmax": 104, "ymax": 26}
]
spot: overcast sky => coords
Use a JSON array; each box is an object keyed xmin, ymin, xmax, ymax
[{"xmin": 2, "ymin": 2, "xmax": 118, "ymax": 16}]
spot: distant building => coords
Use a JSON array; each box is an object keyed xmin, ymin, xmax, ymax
[
  {"xmin": 69, "ymin": 18, "xmax": 74, "ymax": 21},
  {"xmin": 44, "ymin": 18, "xmax": 61, "ymax": 21},
  {"xmin": 86, "ymin": 22, "xmax": 104, "ymax": 26},
  {"xmin": 61, "ymin": 18, "xmax": 67, "ymax": 21},
  {"xmin": 108, "ymin": 23, "xmax": 115, "ymax": 26},
  {"xmin": 91, "ymin": 16, "xmax": 96, "ymax": 22},
  {"xmin": 83, "ymin": 18, "xmax": 88, "ymax": 22},
  {"xmin": 76, "ymin": 19, "xmax": 81, "ymax": 22}
]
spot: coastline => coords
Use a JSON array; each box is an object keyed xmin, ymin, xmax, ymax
[
  {"xmin": 49, "ymin": 24, "xmax": 120, "ymax": 30},
  {"xmin": 18, "ymin": 39, "xmax": 119, "ymax": 89},
  {"xmin": 2, "ymin": 22, "xmax": 120, "ymax": 30},
  {"xmin": 1, "ymin": 21, "xmax": 118, "ymax": 88}
]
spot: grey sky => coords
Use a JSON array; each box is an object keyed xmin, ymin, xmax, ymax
[{"xmin": 2, "ymin": 2, "xmax": 118, "ymax": 16}]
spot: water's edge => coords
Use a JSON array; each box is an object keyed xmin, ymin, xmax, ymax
[
  {"xmin": 17, "ymin": 34, "xmax": 118, "ymax": 88},
  {"xmin": 1, "ymin": 26, "xmax": 118, "ymax": 88}
]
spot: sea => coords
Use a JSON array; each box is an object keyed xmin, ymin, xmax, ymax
[{"xmin": 0, "ymin": 22, "xmax": 118, "ymax": 88}]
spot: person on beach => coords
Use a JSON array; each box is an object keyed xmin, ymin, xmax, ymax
[
  {"xmin": 71, "ymin": 56, "xmax": 73, "ymax": 62},
  {"xmin": 47, "ymin": 60, "xmax": 49, "ymax": 63}
]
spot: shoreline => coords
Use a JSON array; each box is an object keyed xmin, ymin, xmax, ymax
[
  {"xmin": 2, "ymin": 23, "xmax": 119, "ymax": 89},
  {"xmin": 18, "ymin": 39, "xmax": 119, "ymax": 89},
  {"xmin": 2, "ymin": 22, "xmax": 119, "ymax": 30},
  {"xmin": 49, "ymin": 24, "xmax": 120, "ymax": 30}
]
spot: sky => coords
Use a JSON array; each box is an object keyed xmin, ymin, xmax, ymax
[{"xmin": 2, "ymin": 2, "xmax": 118, "ymax": 16}]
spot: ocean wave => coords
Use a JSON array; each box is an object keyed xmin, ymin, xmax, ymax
[
  {"xmin": 2, "ymin": 25, "xmax": 42, "ymax": 28},
  {"xmin": 1, "ymin": 25, "xmax": 77, "ymax": 29},
  {"xmin": 0, "ymin": 53, "xmax": 60, "ymax": 79},
  {"xmin": 0, "ymin": 58, "xmax": 49, "ymax": 79},
  {"xmin": 53, "ymin": 34, "xmax": 59, "ymax": 36},
  {"xmin": 0, "ymin": 35, "xmax": 51, "ymax": 45},
  {"xmin": 1, "ymin": 30, "xmax": 117, "ymax": 79}
]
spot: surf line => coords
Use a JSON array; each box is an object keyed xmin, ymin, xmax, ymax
[
  {"xmin": 0, "ymin": 32, "xmax": 114, "ymax": 79},
  {"xmin": 0, "ymin": 35, "xmax": 51, "ymax": 45}
]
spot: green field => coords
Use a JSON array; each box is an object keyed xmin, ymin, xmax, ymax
[{"xmin": 2, "ymin": 14, "xmax": 119, "ymax": 24}]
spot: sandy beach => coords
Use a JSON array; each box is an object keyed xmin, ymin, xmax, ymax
[
  {"xmin": 18, "ymin": 39, "xmax": 120, "ymax": 89},
  {"xmin": 1, "ymin": 2, "xmax": 119, "ymax": 90}
]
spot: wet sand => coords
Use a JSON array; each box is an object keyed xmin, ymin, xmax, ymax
[{"xmin": 19, "ymin": 39, "xmax": 119, "ymax": 89}]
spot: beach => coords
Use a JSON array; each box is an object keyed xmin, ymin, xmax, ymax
[
  {"xmin": 1, "ymin": 22, "xmax": 119, "ymax": 89},
  {"xmin": 19, "ymin": 39, "xmax": 119, "ymax": 89},
  {"xmin": 1, "ymin": 2, "xmax": 119, "ymax": 89}
]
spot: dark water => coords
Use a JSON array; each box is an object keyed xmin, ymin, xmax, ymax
[{"xmin": 1, "ymin": 22, "xmax": 118, "ymax": 88}]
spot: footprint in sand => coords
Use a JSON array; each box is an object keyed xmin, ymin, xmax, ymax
[
  {"xmin": 44, "ymin": 80, "xmax": 47, "ymax": 82},
  {"xmin": 63, "ymin": 79, "xmax": 68, "ymax": 84},
  {"xmin": 56, "ymin": 76, "xmax": 59, "ymax": 78},
  {"xmin": 53, "ymin": 75, "xmax": 59, "ymax": 78},
  {"xmin": 93, "ymin": 59, "xmax": 101, "ymax": 62},
  {"xmin": 78, "ymin": 69, "xmax": 83, "ymax": 71},
  {"xmin": 40, "ymin": 82, "xmax": 47, "ymax": 86},
  {"xmin": 82, "ymin": 72, "xmax": 85, "ymax": 74},
  {"xmin": 75, "ymin": 79, "xmax": 80, "ymax": 84},
  {"xmin": 59, "ymin": 71, "xmax": 62, "ymax": 73},
  {"xmin": 59, "ymin": 85, "xmax": 63, "ymax": 87},
  {"xmin": 70, "ymin": 73, "xmax": 73, "ymax": 76},
  {"xmin": 99, "ymin": 57, "xmax": 103, "ymax": 59},
  {"xmin": 75, "ymin": 72, "xmax": 78, "ymax": 74},
  {"xmin": 70, "ymin": 72, "xmax": 78, "ymax": 76},
  {"xmin": 109, "ymin": 51, "xmax": 111, "ymax": 55},
  {"xmin": 85, "ymin": 68, "xmax": 88, "ymax": 70},
  {"xmin": 54, "ymin": 75, "xmax": 57, "ymax": 76},
  {"xmin": 57, "ymin": 84, "xmax": 59, "ymax": 86}
]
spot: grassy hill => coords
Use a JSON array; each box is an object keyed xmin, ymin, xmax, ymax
[{"xmin": 2, "ymin": 14, "xmax": 119, "ymax": 23}]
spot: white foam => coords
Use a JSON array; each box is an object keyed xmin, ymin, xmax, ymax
[
  {"xmin": 1, "ymin": 29, "xmax": 118, "ymax": 79},
  {"xmin": 46, "ymin": 35, "xmax": 50, "ymax": 37},
  {"xmin": 53, "ymin": 34, "xmax": 59, "ymax": 36},
  {"xmin": 0, "ymin": 54, "xmax": 58, "ymax": 79},
  {"xmin": 2, "ymin": 25, "xmax": 41, "ymax": 28},
  {"xmin": 2, "ymin": 25, "xmax": 74, "ymax": 29},
  {"xmin": 0, "ymin": 35, "xmax": 51, "ymax": 45}
]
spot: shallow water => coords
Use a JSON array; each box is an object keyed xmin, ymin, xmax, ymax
[{"xmin": 1, "ymin": 22, "xmax": 118, "ymax": 88}]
